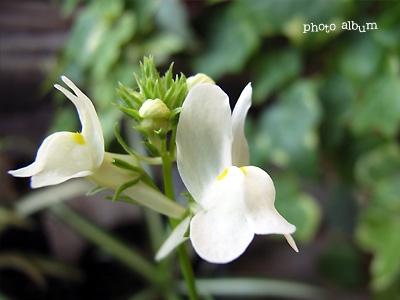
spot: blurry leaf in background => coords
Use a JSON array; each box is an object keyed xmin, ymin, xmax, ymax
[
  {"xmin": 231, "ymin": 0, "xmax": 351, "ymax": 47},
  {"xmin": 355, "ymin": 143, "xmax": 400, "ymax": 188},
  {"xmin": 129, "ymin": 0, "xmax": 161, "ymax": 35},
  {"xmin": 371, "ymin": 5, "xmax": 400, "ymax": 52},
  {"xmin": 318, "ymin": 241, "xmax": 366, "ymax": 289},
  {"xmin": 355, "ymin": 143, "xmax": 400, "ymax": 291},
  {"xmin": 325, "ymin": 184, "xmax": 358, "ymax": 238},
  {"xmin": 0, "ymin": 252, "xmax": 83, "ymax": 289},
  {"xmin": 251, "ymin": 80, "xmax": 321, "ymax": 177},
  {"xmin": 193, "ymin": 5, "xmax": 259, "ymax": 79},
  {"xmin": 139, "ymin": 32, "xmax": 185, "ymax": 65},
  {"xmin": 350, "ymin": 75, "xmax": 400, "ymax": 138},
  {"xmin": 318, "ymin": 74, "xmax": 354, "ymax": 150},
  {"xmin": 63, "ymin": 0, "xmax": 125, "ymax": 73},
  {"xmin": 90, "ymin": 11, "xmax": 136, "ymax": 80},
  {"xmin": 356, "ymin": 207, "xmax": 400, "ymax": 291},
  {"xmin": 0, "ymin": 207, "xmax": 33, "ymax": 235},
  {"xmin": 339, "ymin": 34, "xmax": 384, "ymax": 83},
  {"xmin": 252, "ymin": 48, "xmax": 302, "ymax": 104},
  {"xmin": 154, "ymin": 0, "xmax": 193, "ymax": 44},
  {"xmin": 273, "ymin": 174, "xmax": 321, "ymax": 243}
]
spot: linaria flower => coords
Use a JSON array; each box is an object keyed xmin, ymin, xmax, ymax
[
  {"xmin": 8, "ymin": 76, "xmax": 104, "ymax": 188},
  {"xmin": 157, "ymin": 83, "xmax": 297, "ymax": 263},
  {"xmin": 8, "ymin": 76, "xmax": 186, "ymax": 218}
]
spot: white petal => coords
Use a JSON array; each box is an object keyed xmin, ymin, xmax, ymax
[
  {"xmin": 155, "ymin": 216, "xmax": 190, "ymax": 261},
  {"xmin": 242, "ymin": 166, "xmax": 296, "ymax": 235},
  {"xmin": 9, "ymin": 132, "xmax": 96, "ymax": 188},
  {"xmin": 54, "ymin": 76, "xmax": 104, "ymax": 168},
  {"xmin": 190, "ymin": 167, "xmax": 254, "ymax": 264},
  {"xmin": 177, "ymin": 83, "xmax": 233, "ymax": 203},
  {"xmin": 231, "ymin": 83, "xmax": 252, "ymax": 167}
]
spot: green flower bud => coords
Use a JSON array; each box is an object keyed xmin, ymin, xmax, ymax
[
  {"xmin": 187, "ymin": 73, "xmax": 215, "ymax": 90},
  {"xmin": 139, "ymin": 99, "xmax": 171, "ymax": 132}
]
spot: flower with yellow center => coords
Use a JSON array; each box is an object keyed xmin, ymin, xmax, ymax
[
  {"xmin": 8, "ymin": 76, "xmax": 104, "ymax": 188},
  {"xmin": 8, "ymin": 76, "xmax": 186, "ymax": 219},
  {"xmin": 157, "ymin": 83, "xmax": 297, "ymax": 263}
]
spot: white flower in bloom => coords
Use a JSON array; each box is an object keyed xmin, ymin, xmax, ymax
[
  {"xmin": 8, "ymin": 76, "xmax": 104, "ymax": 188},
  {"xmin": 157, "ymin": 83, "xmax": 297, "ymax": 264},
  {"xmin": 8, "ymin": 76, "xmax": 186, "ymax": 219}
]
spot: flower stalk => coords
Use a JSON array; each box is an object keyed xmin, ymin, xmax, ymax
[{"xmin": 161, "ymin": 142, "xmax": 200, "ymax": 300}]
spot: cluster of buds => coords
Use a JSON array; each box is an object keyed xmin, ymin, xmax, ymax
[
  {"xmin": 117, "ymin": 57, "xmax": 188, "ymax": 154},
  {"xmin": 117, "ymin": 57, "xmax": 214, "ymax": 156}
]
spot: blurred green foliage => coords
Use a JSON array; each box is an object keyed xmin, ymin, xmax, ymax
[{"xmin": 51, "ymin": 0, "xmax": 400, "ymax": 297}]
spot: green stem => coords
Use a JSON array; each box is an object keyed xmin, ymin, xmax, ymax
[
  {"xmin": 50, "ymin": 204, "xmax": 161, "ymax": 285},
  {"xmin": 161, "ymin": 151, "xmax": 200, "ymax": 300}
]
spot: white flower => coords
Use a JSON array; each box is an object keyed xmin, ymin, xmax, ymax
[
  {"xmin": 8, "ymin": 76, "xmax": 104, "ymax": 188},
  {"xmin": 157, "ymin": 83, "xmax": 297, "ymax": 264},
  {"xmin": 8, "ymin": 76, "xmax": 186, "ymax": 219}
]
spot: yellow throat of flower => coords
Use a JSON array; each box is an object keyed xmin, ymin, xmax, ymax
[
  {"xmin": 217, "ymin": 167, "xmax": 246, "ymax": 181},
  {"xmin": 73, "ymin": 133, "xmax": 86, "ymax": 145}
]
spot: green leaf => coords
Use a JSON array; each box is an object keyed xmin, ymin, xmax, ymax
[
  {"xmin": 253, "ymin": 48, "xmax": 302, "ymax": 103},
  {"xmin": 141, "ymin": 141, "xmax": 161, "ymax": 157},
  {"xmin": 319, "ymin": 242, "xmax": 366, "ymax": 289},
  {"xmin": 86, "ymin": 186, "xmax": 108, "ymax": 196},
  {"xmin": 318, "ymin": 74, "xmax": 355, "ymax": 150},
  {"xmin": 351, "ymin": 75, "xmax": 400, "ymax": 138},
  {"xmin": 154, "ymin": 0, "xmax": 193, "ymax": 43},
  {"xmin": 252, "ymin": 80, "xmax": 321, "ymax": 177},
  {"xmin": 339, "ymin": 34, "xmax": 384, "ymax": 83},
  {"xmin": 91, "ymin": 12, "xmax": 137, "ymax": 80},
  {"xmin": 230, "ymin": 0, "xmax": 351, "ymax": 41},
  {"xmin": 372, "ymin": 7, "xmax": 400, "ymax": 51},
  {"xmin": 112, "ymin": 179, "xmax": 140, "ymax": 202},
  {"xmin": 355, "ymin": 143, "xmax": 400, "ymax": 188},
  {"xmin": 356, "ymin": 208, "xmax": 400, "ymax": 291},
  {"xmin": 140, "ymin": 32, "xmax": 185, "ymax": 65},
  {"xmin": 193, "ymin": 7, "xmax": 259, "ymax": 79},
  {"xmin": 111, "ymin": 158, "xmax": 142, "ymax": 173}
]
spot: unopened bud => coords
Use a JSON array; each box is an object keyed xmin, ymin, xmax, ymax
[
  {"xmin": 139, "ymin": 99, "xmax": 170, "ymax": 131},
  {"xmin": 187, "ymin": 73, "xmax": 215, "ymax": 90}
]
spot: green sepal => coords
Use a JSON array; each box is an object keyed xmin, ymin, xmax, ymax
[
  {"xmin": 111, "ymin": 158, "xmax": 142, "ymax": 173},
  {"xmin": 154, "ymin": 128, "xmax": 167, "ymax": 140},
  {"xmin": 134, "ymin": 125, "xmax": 149, "ymax": 139},
  {"xmin": 117, "ymin": 82, "xmax": 143, "ymax": 109},
  {"xmin": 170, "ymin": 107, "xmax": 182, "ymax": 119},
  {"xmin": 112, "ymin": 179, "xmax": 140, "ymax": 202},
  {"xmin": 165, "ymin": 63, "xmax": 174, "ymax": 89},
  {"xmin": 118, "ymin": 106, "xmax": 143, "ymax": 122},
  {"xmin": 136, "ymin": 74, "xmax": 154, "ymax": 100},
  {"xmin": 163, "ymin": 83, "xmax": 177, "ymax": 107},
  {"xmin": 141, "ymin": 141, "xmax": 161, "ymax": 157},
  {"xmin": 86, "ymin": 186, "xmax": 108, "ymax": 196},
  {"xmin": 170, "ymin": 79, "xmax": 188, "ymax": 109},
  {"xmin": 169, "ymin": 107, "xmax": 183, "ymax": 129},
  {"xmin": 181, "ymin": 192, "xmax": 195, "ymax": 203}
]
